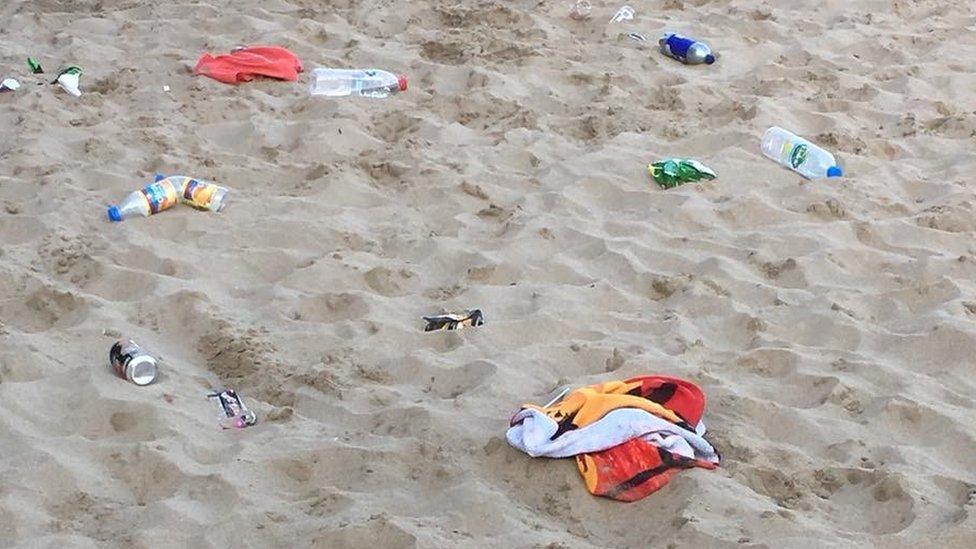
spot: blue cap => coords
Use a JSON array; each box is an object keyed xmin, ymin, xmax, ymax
[
  {"xmin": 107, "ymin": 206, "xmax": 123, "ymax": 222},
  {"xmin": 154, "ymin": 173, "xmax": 166, "ymax": 182},
  {"xmin": 827, "ymin": 166, "xmax": 843, "ymax": 178},
  {"xmin": 705, "ymin": 54, "xmax": 715, "ymax": 64}
]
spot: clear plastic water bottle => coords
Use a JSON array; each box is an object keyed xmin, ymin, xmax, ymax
[
  {"xmin": 107, "ymin": 178, "xmax": 180, "ymax": 222},
  {"xmin": 659, "ymin": 33, "xmax": 715, "ymax": 65},
  {"xmin": 309, "ymin": 68, "xmax": 407, "ymax": 98},
  {"xmin": 761, "ymin": 127, "xmax": 843, "ymax": 179}
]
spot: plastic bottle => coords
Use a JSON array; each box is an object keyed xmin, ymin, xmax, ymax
[
  {"xmin": 761, "ymin": 127, "xmax": 843, "ymax": 179},
  {"xmin": 166, "ymin": 175, "xmax": 228, "ymax": 212},
  {"xmin": 107, "ymin": 178, "xmax": 180, "ymax": 222},
  {"xmin": 309, "ymin": 68, "xmax": 407, "ymax": 98},
  {"xmin": 659, "ymin": 33, "xmax": 715, "ymax": 65}
]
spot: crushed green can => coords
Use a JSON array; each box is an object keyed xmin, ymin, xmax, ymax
[{"xmin": 648, "ymin": 158, "xmax": 716, "ymax": 189}]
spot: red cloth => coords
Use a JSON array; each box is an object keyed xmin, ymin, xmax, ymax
[
  {"xmin": 626, "ymin": 375, "xmax": 707, "ymax": 427},
  {"xmin": 576, "ymin": 375, "xmax": 718, "ymax": 502},
  {"xmin": 194, "ymin": 46, "xmax": 302, "ymax": 84},
  {"xmin": 577, "ymin": 437, "xmax": 718, "ymax": 502}
]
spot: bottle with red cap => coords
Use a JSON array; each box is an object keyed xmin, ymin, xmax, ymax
[{"xmin": 309, "ymin": 68, "xmax": 407, "ymax": 98}]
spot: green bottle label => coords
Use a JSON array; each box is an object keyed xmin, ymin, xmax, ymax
[{"xmin": 790, "ymin": 144, "xmax": 808, "ymax": 169}]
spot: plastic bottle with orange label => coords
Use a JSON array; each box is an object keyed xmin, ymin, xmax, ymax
[
  {"xmin": 107, "ymin": 177, "xmax": 181, "ymax": 222},
  {"xmin": 167, "ymin": 175, "xmax": 229, "ymax": 212}
]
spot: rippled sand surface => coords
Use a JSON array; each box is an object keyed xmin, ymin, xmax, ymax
[{"xmin": 1, "ymin": 1, "xmax": 974, "ymax": 547}]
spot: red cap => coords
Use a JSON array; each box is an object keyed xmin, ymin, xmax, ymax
[{"xmin": 397, "ymin": 75, "xmax": 408, "ymax": 91}]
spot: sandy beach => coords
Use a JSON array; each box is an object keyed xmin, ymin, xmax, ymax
[{"xmin": 1, "ymin": 0, "xmax": 975, "ymax": 547}]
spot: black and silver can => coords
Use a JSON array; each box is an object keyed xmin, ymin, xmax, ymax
[{"xmin": 109, "ymin": 339, "xmax": 158, "ymax": 386}]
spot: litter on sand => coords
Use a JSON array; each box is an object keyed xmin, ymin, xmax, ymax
[
  {"xmin": 610, "ymin": 5, "xmax": 635, "ymax": 23},
  {"xmin": 109, "ymin": 339, "xmax": 158, "ymax": 386},
  {"xmin": 569, "ymin": 0, "xmax": 592, "ymax": 20},
  {"xmin": 648, "ymin": 158, "xmax": 716, "ymax": 189},
  {"xmin": 107, "ymin": 174, "xmax": 228, "ymax": 222},
  {"xmin": 507, "ymin": 375, "xmax": 720, "ymax": 502},
  {"xmin": 194, "ymin": 46, "xmax": 302, "ymax": 84},
  {"xmin": 162, "ymin": 173, "xmax": 230, "ymax": 211},
  {"xmin": 659, "ymin": 32, "xmax": 716, "ymax": 65},
  {"xmin": 310, "ymin": 68, "xmax": 407, "ymax": 99},
  {"xmin": 208, "ymin": 389, "xmax": 257, "ymax": 430},
  {"xmin": 54, "ymin": 66, "xmax": 82, "ymax": 97},
  {"xmin": 0, "ymin": 78, "xmax": 20, "ymax": 92},
  {"xmin": 27, "ymin": 57, "xmax": 43, "ymax": 74},
  {"xmin": 423, "ymin": 309, "xmax": 484, "ymax": 331}
]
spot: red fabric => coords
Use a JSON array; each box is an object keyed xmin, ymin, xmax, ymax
[
  {"xmin": 576, "ymin": 375, "xmax": 717, "ymax": 502},
  {"xmin": 194, "ymin": 46, "xmax": 302, "ymax": 84},
  {"xmin": 577, "ymin": 437, "xmax": 717, "ymax": 502},
  {"xmin": 624, "ymin": 375, "xmax": 707, "ymax": 427}
]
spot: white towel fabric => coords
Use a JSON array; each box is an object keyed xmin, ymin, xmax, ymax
[{"xmin": 507, "ymin": 407, "xmax": 719, "ymax": 462}]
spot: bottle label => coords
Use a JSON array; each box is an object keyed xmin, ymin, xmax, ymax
[
  {"xmin": 666, "ymin": 35, "xmax": 696, "ymax": 59},
  {"xmin": 182, "ymin": 179, "xmax": 218, "ymax": 209},
  {"xmin": 790, "ymin": 144, "xmax": 809, "ymax": 168},
  {"xmin": 140, "ymin": 181, "xmax": 178, "ymax": 214}
]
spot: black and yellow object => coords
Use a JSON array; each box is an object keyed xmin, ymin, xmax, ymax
[{"xmin": 423, "ymin": 309, "xmax": 484, "ymax": 332}]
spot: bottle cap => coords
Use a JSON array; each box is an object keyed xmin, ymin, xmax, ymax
[
  {"xmin": 827, "ymin": 166, "xmax": 843, "ymax": 178},
  {"xmin": 397, "ymin": 75, "xmax": 408, "ymax": 91},
  {"xmin": 107, "ymin": 206, "xmax": 123, "ymax": 222},
  {"xmin": 705, "ymin": 54, "xmax": 716, "ymax": 64}
]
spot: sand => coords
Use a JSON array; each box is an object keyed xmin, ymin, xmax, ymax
[{"xmin": 1, "ymin": 0, "xmax": 975, "ymax": 547}]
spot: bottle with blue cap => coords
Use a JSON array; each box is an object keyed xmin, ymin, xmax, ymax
[
  {"xmin": 659, "ymin": 32, "xmax": 715, "ymax": 65},
  {"xmin": 107, "ymin": 175, "xmax": 180, "ymax": 222},
  {"xmin": 761, "ymin": 127, "xmax": 843, "ymax": 180}
]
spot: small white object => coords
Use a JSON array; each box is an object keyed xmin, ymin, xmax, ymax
[
  {"xmin": 569, "ymin": 0, "xmax": 592, "ymax": 20},
  {"xmin": 610, "ymin": 5, "xmax": 635, "ymax": 23},
  {"xmin": 57, "ymin": 72, "xmax": 81, "ymax": 97},
  {"xmin": 163, "ymin": 85, "xmax": 171, "ymax": 92},
  {"xmin": 544, "ymin": 387, "xmax": 571, "ymax": 408},
  {"xmin": 0, "ymin": 78, "xmax": 20, "ymax": 91},
  {"xmin": 628, "ymin": 32, "xmax": 647, "ymax": 42}
]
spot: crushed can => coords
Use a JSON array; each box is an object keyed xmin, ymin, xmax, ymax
[
  {"xmin": 423, "ymin": 309, "xmax": 485, "ymax": 332},
  {"xmin": 208, "ymin": 389, "xmax": 257, "ymax": 429},
  {"xmin": 110, "ymin": 339, "xmax": 158, "ymax": 386}
]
